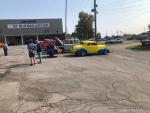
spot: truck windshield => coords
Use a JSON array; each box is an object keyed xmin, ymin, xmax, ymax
[{"xmin": 64, "ymin": 40, "xmax": 70, "ymax": 44}]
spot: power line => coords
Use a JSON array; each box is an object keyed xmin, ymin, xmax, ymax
[
  {"xmin": 104, "ymin": 9, "xmax": 150, "ymax": 29},
  {"xmin": 82, "ymin": 0, "xmax": 93, "ymax": 13},
  {"xmin": 101, "ymin": 6, "xmax": 150, "ymax": 14},
  {"xmin": 101, "ymin": 0, "xmax": 146, "ymax": 7},
  {"xmin": 102, "ymin": 3, "xmax": 150, "ymax": 11},
  {"xmin": 97, "ymin": 0, "xmax": 150, "ymax": 36}
]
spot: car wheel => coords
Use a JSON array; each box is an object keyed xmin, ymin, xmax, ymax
[
  {"xmin": 104, "ymin": 50, "xmax": 108, "ymax": 55},
  {"xmin": 98, "ymin": 49, "xmax": 108, "ymax": 55},
  {"xmin": 81, "ymin": 50, "xmax": 86, "ymax": 57},
  {"xmin": 76, "ymin": 50, "xmax": 87, "ymax": 57}
]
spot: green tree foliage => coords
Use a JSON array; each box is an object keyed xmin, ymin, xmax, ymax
[{"xmin": 75, "ymin": 12, "xmax": 94, "ymax": 40}]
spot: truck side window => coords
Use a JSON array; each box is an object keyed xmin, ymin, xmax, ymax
[
  {"xmin": 75, "ymin": 40, "xmax": 80, "ymax": 44},
  {"xmin": 70, "ymin": 40, "xmax": 73, "ymax": 44}
]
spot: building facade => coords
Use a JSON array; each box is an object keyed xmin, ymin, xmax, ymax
[{"xmin": 0, "ymin": 19, "xmax": 64, "ymax": 45}]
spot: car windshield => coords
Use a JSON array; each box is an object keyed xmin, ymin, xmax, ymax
[{"xmin": 64, "ymin": 40, "xmax": 73, "ymax": 44}]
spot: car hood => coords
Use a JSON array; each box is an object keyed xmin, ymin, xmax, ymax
[{"xmin": 73, "ymin": 44, "xmax": 84, "ymax": 48}]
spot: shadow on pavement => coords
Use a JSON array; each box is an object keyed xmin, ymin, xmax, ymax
[
  {"xmin": 0, "ymin": 64, "xmax": 29, "ymax": 69},
  {"xmin": 63, "ymin": 54, "xmax": 77, "ymax": 58},
  {"xmin": 63, "ymin": 54, "xmax": 107, "ymax": 58},
  {"xmin": 127, "ymin": 45, "xmax": 150, "ymax": 51},
  {"xmin": 40, "ymin": 56, "xmax": 57, "ymax": 59}
]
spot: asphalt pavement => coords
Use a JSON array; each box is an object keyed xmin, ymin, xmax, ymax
[{"xmin": 0, "ymin": 41, "xmax": 150, "ymax": 113}]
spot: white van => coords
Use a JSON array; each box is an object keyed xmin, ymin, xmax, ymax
[{"xmin": 64, "ymin": 39, "xmax": 80, "ymax": 52}]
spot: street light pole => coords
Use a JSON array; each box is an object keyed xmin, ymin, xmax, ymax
[
  {"xmin": 65, "ymin": 0, "xmax": 68, "ymax": 36},
  {"xmin": 92, "ymin": 0, "xmax": 98, "ymax": 42},
  {"xmin": 94, "ymin": 0, "xmax": 97, "ymax": 42}
]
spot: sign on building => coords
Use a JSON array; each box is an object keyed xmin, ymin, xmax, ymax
[{"xmin": 7, "ymin": 23, "xmax": 50, "ymax": 29}]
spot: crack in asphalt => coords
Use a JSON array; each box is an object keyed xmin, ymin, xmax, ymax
[{"xmin": 0, "ymin": 69, "xmax": 11, "ymax": 80}]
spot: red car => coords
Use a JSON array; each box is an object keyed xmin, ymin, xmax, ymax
[
  {"xmin": 141, "ymin": 37, "xmax": 150, "ymax": 46},
  {"xmin": 39, "ymin": 38, "xmax": 64, "ymax": 57}
]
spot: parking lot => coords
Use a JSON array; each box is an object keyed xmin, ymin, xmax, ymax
[{"xmin": 0, "ymin": 41, "xmax": 150, "ymax": 113}]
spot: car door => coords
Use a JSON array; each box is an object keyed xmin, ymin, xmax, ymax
[
  {"xmin": 90, "ymin": 43, "xmax": 99, "ymax": 53},
  {"xmin": 64, "ymin": 39, "xmax": 73, "ymax": 51},
  {"xmin": 67, "ymin": 39, "xmax": 74, "ymax": 51},
  {"xmin": 85, "ymin": 43, "xmax": 98, "ymax": 54}
]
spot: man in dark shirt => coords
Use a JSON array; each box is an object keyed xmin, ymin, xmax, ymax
[{"xmin": 35, "ymin": 40, "xmax": 42, "ymax": 63}]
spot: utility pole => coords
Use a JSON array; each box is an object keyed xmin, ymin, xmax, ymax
[
  {"xmin": 117, "ymin": 30, "xmax": 119, "ymax": 36},
  {"xmin": 144, "ymin": 27, "xmax": 146, "ymax": 33},
  {"xmin": 148, "ymin": 24, "xmax": 150, "ymax": 32},
  {"xmin": 65, "ymin": 0, "xmax": 68, "ymax": 37},
  {"xmin": 106, "ymin": 31, "xmax": 108, "ymax": 37},
  {"xmin": 92, "ymin": 0, "xmax": 98, "ymax": 42}
]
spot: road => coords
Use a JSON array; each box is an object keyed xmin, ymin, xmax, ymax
[{"xmin": 0, "ymin": 41, "xmax": 150, "ymax": 113}]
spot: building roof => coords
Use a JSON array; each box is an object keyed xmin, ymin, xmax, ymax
[{"xmin": 0, "ymin": 19, "xmax": 63, "ymax": 36}]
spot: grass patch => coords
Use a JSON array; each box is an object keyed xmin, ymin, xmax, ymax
[{"xmin": 127, "ymin": 45, "xmax": 150, "ymax": 51}]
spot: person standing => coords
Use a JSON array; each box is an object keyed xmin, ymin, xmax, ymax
[
  {"xmin": 3, "ymin": 41, "xmax": 8, "ymax": 56},
  {"xmin": 35, "ymin": 40, "xmax": 42, "ymax": 63},
  {"xmin": 27, "ymin": 39, "xmax": 37, "ymax": 66}
]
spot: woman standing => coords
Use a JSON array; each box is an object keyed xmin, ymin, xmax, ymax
[{"xmin": 3, "ymin": 41, "xmax": 8, "ymax": 56}]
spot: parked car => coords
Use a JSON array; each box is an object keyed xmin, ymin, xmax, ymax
[
  {"xmin": 105, "ymin": 38, "xmax": 123, "ymax": 44},
  {"xmin": 71, "ymin": 40, "xmax": 109, "ymax": 56},
  {"xmin": 141, "ymin": 37, "xmax": 150, "ymax": 46},
  {"xmin": 39, "ymin": 38, "xmax": 63, "ymax": 57},
  {"xmin": 64, "ymin": 39, "xmax": 80, "ymax": 52}
]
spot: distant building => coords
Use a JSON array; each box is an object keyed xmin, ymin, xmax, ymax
[{"xmin": 0, "ymin": 19, "xmax": 64, "ymax": 45}]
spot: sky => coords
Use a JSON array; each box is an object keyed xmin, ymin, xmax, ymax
[{"xmin": 0, "ymin": 0, "xmax": 150, "ymax": 37}]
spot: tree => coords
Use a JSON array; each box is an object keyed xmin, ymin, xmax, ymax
[
  {"xmin": 75, "ymin": 12, "xmax": 94, "ymax": 40},
  {"xmin": 148, "ymin": 24, "xmax": 150, "ymax": 32},
  {"xmin": 71, "ymin": 32, "xmax": 77, "ymax": 38}
]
